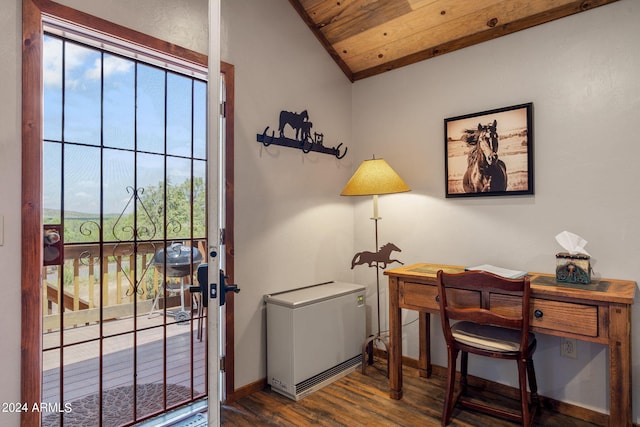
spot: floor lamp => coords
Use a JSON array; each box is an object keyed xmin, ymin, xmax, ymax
[{"xmin": 341, "ymin": 156, "xmax": 410, "ymax": 374}]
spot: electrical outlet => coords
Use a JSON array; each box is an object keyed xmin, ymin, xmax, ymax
[{"xmin": 560, "ymin": 337, "xmax": 577, "ymax": 359}]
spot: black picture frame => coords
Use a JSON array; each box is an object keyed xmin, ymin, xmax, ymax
[{"xmin": 444, "ymin": 102, "xmax": 533, "ymax": 198}]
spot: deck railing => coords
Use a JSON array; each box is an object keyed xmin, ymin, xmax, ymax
[{"xmin": 42, "ymin": 240, "xmax": 206, "ymax": 330}]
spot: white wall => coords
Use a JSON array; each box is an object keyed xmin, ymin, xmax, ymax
[
  {"xmin": 352, "ymin": 0, "xmax": 640, "ymax": 420},
  {"xmin": 0, "ymin": 2, "xmax": 23, "ymax": 426},
  {"xmin": 55, "ymin": 0, "xmax": 209, "ymax": 55},
  {"xmin": 221, "ymin": 0, "xmax": 354, "ymax": 389}
]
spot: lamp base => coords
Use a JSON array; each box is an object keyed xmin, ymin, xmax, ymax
[{"xmin": 361, "ymin": 333, "xmax": 389, "ymax": 377}]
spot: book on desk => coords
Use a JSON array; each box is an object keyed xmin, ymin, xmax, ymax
[{"xmin": 465, "ymin": 264, "xmax": 527, "ymax": 279}]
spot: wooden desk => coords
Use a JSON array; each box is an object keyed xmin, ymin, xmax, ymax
[{"xmin": 385, "ymin": 263, "xmax": 636, "ymax": 427}]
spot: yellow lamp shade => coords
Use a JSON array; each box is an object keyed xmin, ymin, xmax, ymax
[{"xmin": 340, "ymin": 158, "xmax": 410, "ymax": 196}]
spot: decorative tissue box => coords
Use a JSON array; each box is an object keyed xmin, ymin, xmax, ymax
[{"xmin": 555, "ymin": 252, "xmax": 591, "ymax": 284}]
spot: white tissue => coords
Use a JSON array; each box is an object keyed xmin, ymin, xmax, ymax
[{"xmin": 555, "ymin": 231, "xmax": 590, "ymax": 256}]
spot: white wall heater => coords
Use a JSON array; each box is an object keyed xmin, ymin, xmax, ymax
[{"xmin": 265, "ymin": 281, "xmax": 366, "ymax": 400}]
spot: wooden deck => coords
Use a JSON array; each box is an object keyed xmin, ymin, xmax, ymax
[{"xmin": 42, "ymin": 310, "xmax": 207, "ymax": 412}]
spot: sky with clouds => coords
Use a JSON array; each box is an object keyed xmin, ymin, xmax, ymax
[{"xmin": 43, "ymin": 35, "xmax": 206, "ymax": 216}]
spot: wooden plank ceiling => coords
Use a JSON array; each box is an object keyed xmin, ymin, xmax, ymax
[{"xmin": 288, "ymin": 0, "xmax": 620, "ymax": 82}]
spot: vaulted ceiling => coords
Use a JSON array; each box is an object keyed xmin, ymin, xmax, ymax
[{"xmin": 288, "ymin": 0, "xmax": 620, "ymax": 82}]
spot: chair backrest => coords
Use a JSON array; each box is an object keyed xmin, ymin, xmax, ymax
[{"xmin": 436, "ymin": 270, "xmax": 532, "ymax": 351}]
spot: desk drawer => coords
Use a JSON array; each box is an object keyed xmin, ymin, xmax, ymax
[
  {"xmin": 400, "ymin": 281, "xmax": 479, "ymax": 311},
  {"xmin": 531, "ymin": 298, "xmax": 599, "ymax": 337},
  {"xmin": 491, "ymin": 294, "xmax": 599, "ymax": 337}
]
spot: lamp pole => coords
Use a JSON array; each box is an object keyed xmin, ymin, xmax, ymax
[
  {"xmin": 372, "ymin": 195, "xmax": 381, "ymax": 337},
  {"xmin": 361, "ymin": 195, "xmax": 389, "ymax": 375}
]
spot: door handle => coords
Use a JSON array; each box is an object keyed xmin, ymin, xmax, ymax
[
  {"xmin": 43, "ymin": 224, "xmax": 63, "ymax": 266},
  {"xmin": 211, "ymin": 269, "xmax": 240, "ymax": 306}
]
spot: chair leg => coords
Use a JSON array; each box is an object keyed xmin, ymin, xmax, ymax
[
  {"xmin": 460, "ymin": 351, "xmax": 468, "ymax": 395},
  {"xmin": 527, "ymin": 357, "xmax": 539, "ymax": 407},
  {"xmin": 517, "ymin": 358, "xmax": 531, "ymax": 427},
  {"xmin": 442, "ymin": 347, "xmax": 459, "ymax": 426}
]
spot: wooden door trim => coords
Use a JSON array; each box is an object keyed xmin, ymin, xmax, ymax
[
  {"xmin": 220, "ymin": 61, "xmax": 237, "ymax": 402},
  {"xmin": 21, "ymin": 3, "xmax": 44, "ymax": 426}
]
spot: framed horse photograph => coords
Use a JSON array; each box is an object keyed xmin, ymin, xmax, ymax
[{"xmin": 444, "ymin": 102, "xmax": 533, "ymax": 198}]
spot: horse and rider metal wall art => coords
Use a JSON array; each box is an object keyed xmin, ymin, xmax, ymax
[
  {"xmin": 444, "ymin": 103, "xmax": 534, "ymax": 198},
  {"xmin": 257, "ymin": 109, "xmax": 348, "ymax": 159},
  {"xmin": 351, "ymin": 242, "xmax": 404, "ymax": 270}
]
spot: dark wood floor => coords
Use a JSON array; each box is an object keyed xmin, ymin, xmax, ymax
[{"xmin": 221, "ymin": 359, "xmax": 601, "ymax": 427}]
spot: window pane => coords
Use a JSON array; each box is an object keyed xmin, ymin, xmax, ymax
[
  {"xmin": 64, "ymin": 42, "xmax": 101, "ymax": 145},
  {"xmin": 166, "ymin": 157, "xmax": 192, "ymax": 240},
  {"xmin": 193, "ymin": 160, "xmax": 206, "ymax": 239},
  {"xmin": 43, "ymin": 141, "xmax": 62, "ymax": 224},
  {"xmin": 136, "ymin": 152, "xmax": 165, "ymax": 240},
  {"xmin": 62, "ymin": 341, "xmax": 100, "ymax": 413},
  {"xmin": 43, "ymin": 35, "xmax": 62, "ymax": 142},
  {"xmin": 104, "ymin": 54, "xmax": 135, "ymax": 149},
  {"xmin": 63, "ymin": 144, "xmax": 101, "ymax": 243},
  {"xmin": 135, "ymin": 329, "xmax": 164, "ymax": 419},
  {"xmin": 103, "ymin": 149, "xmax": 135, "ymax": 242},
  {"xmin": 137, "ymin": 64, "xmax": 165, "ymax": 153},
  {"xmin": 167, "ymin": 72, "xmax": 192, "ymax": 157},
  {"xmin": 193, "ymin": 80, "xmax": 206, "ymax": 159}
]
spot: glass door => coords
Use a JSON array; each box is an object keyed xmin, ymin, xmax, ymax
[{"xmin": 41, "ymin": 31, "xmax": 210, "ymax": 426}]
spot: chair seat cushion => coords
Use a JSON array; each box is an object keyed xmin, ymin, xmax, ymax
[{"xmin": 451, "ymin": 321, "xmax": 535, "ymax": 352}]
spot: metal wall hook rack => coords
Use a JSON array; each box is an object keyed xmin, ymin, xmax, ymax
[{"xmin": 256, "ymin": 110, "xmax": 347, "ymax": 159}]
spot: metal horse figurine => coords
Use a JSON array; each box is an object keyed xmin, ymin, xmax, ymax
[
  {"xmin": 351, "ymin": 242, "xmax": 404, "ymax": 270},
  {"xmin": 462, "ymin": 119, "xmax": 507, "ymax": 193},
  {"xmin": 278, "ymin": 110, "xmax": 309, "ymax": 140}
]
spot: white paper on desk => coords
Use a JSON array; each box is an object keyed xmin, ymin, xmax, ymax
[
  {"xmin": 465, "ymin": 264, "xmax": 527, "ymax": 279},
  {"xmin": 555, "ymin": 231, "xmax": 590, "ymax": 256}
]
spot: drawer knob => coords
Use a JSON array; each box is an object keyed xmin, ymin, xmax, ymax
[
  {"xmin": 534, "ymin": 309, "xmax": 543, "ymax": 319},
  {"xmin": 435, "ymin": 295, "xmax": 440, "ymax": 303}
]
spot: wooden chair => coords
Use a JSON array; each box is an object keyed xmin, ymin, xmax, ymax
[{"xmin": 436, "ymin": 269, "xmax": 539, "ymax": 426}]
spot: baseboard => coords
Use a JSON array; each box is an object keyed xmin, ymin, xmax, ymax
[{"xmin": 225, "ymin": 377, "xmax": 267, "ymax": 403}]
